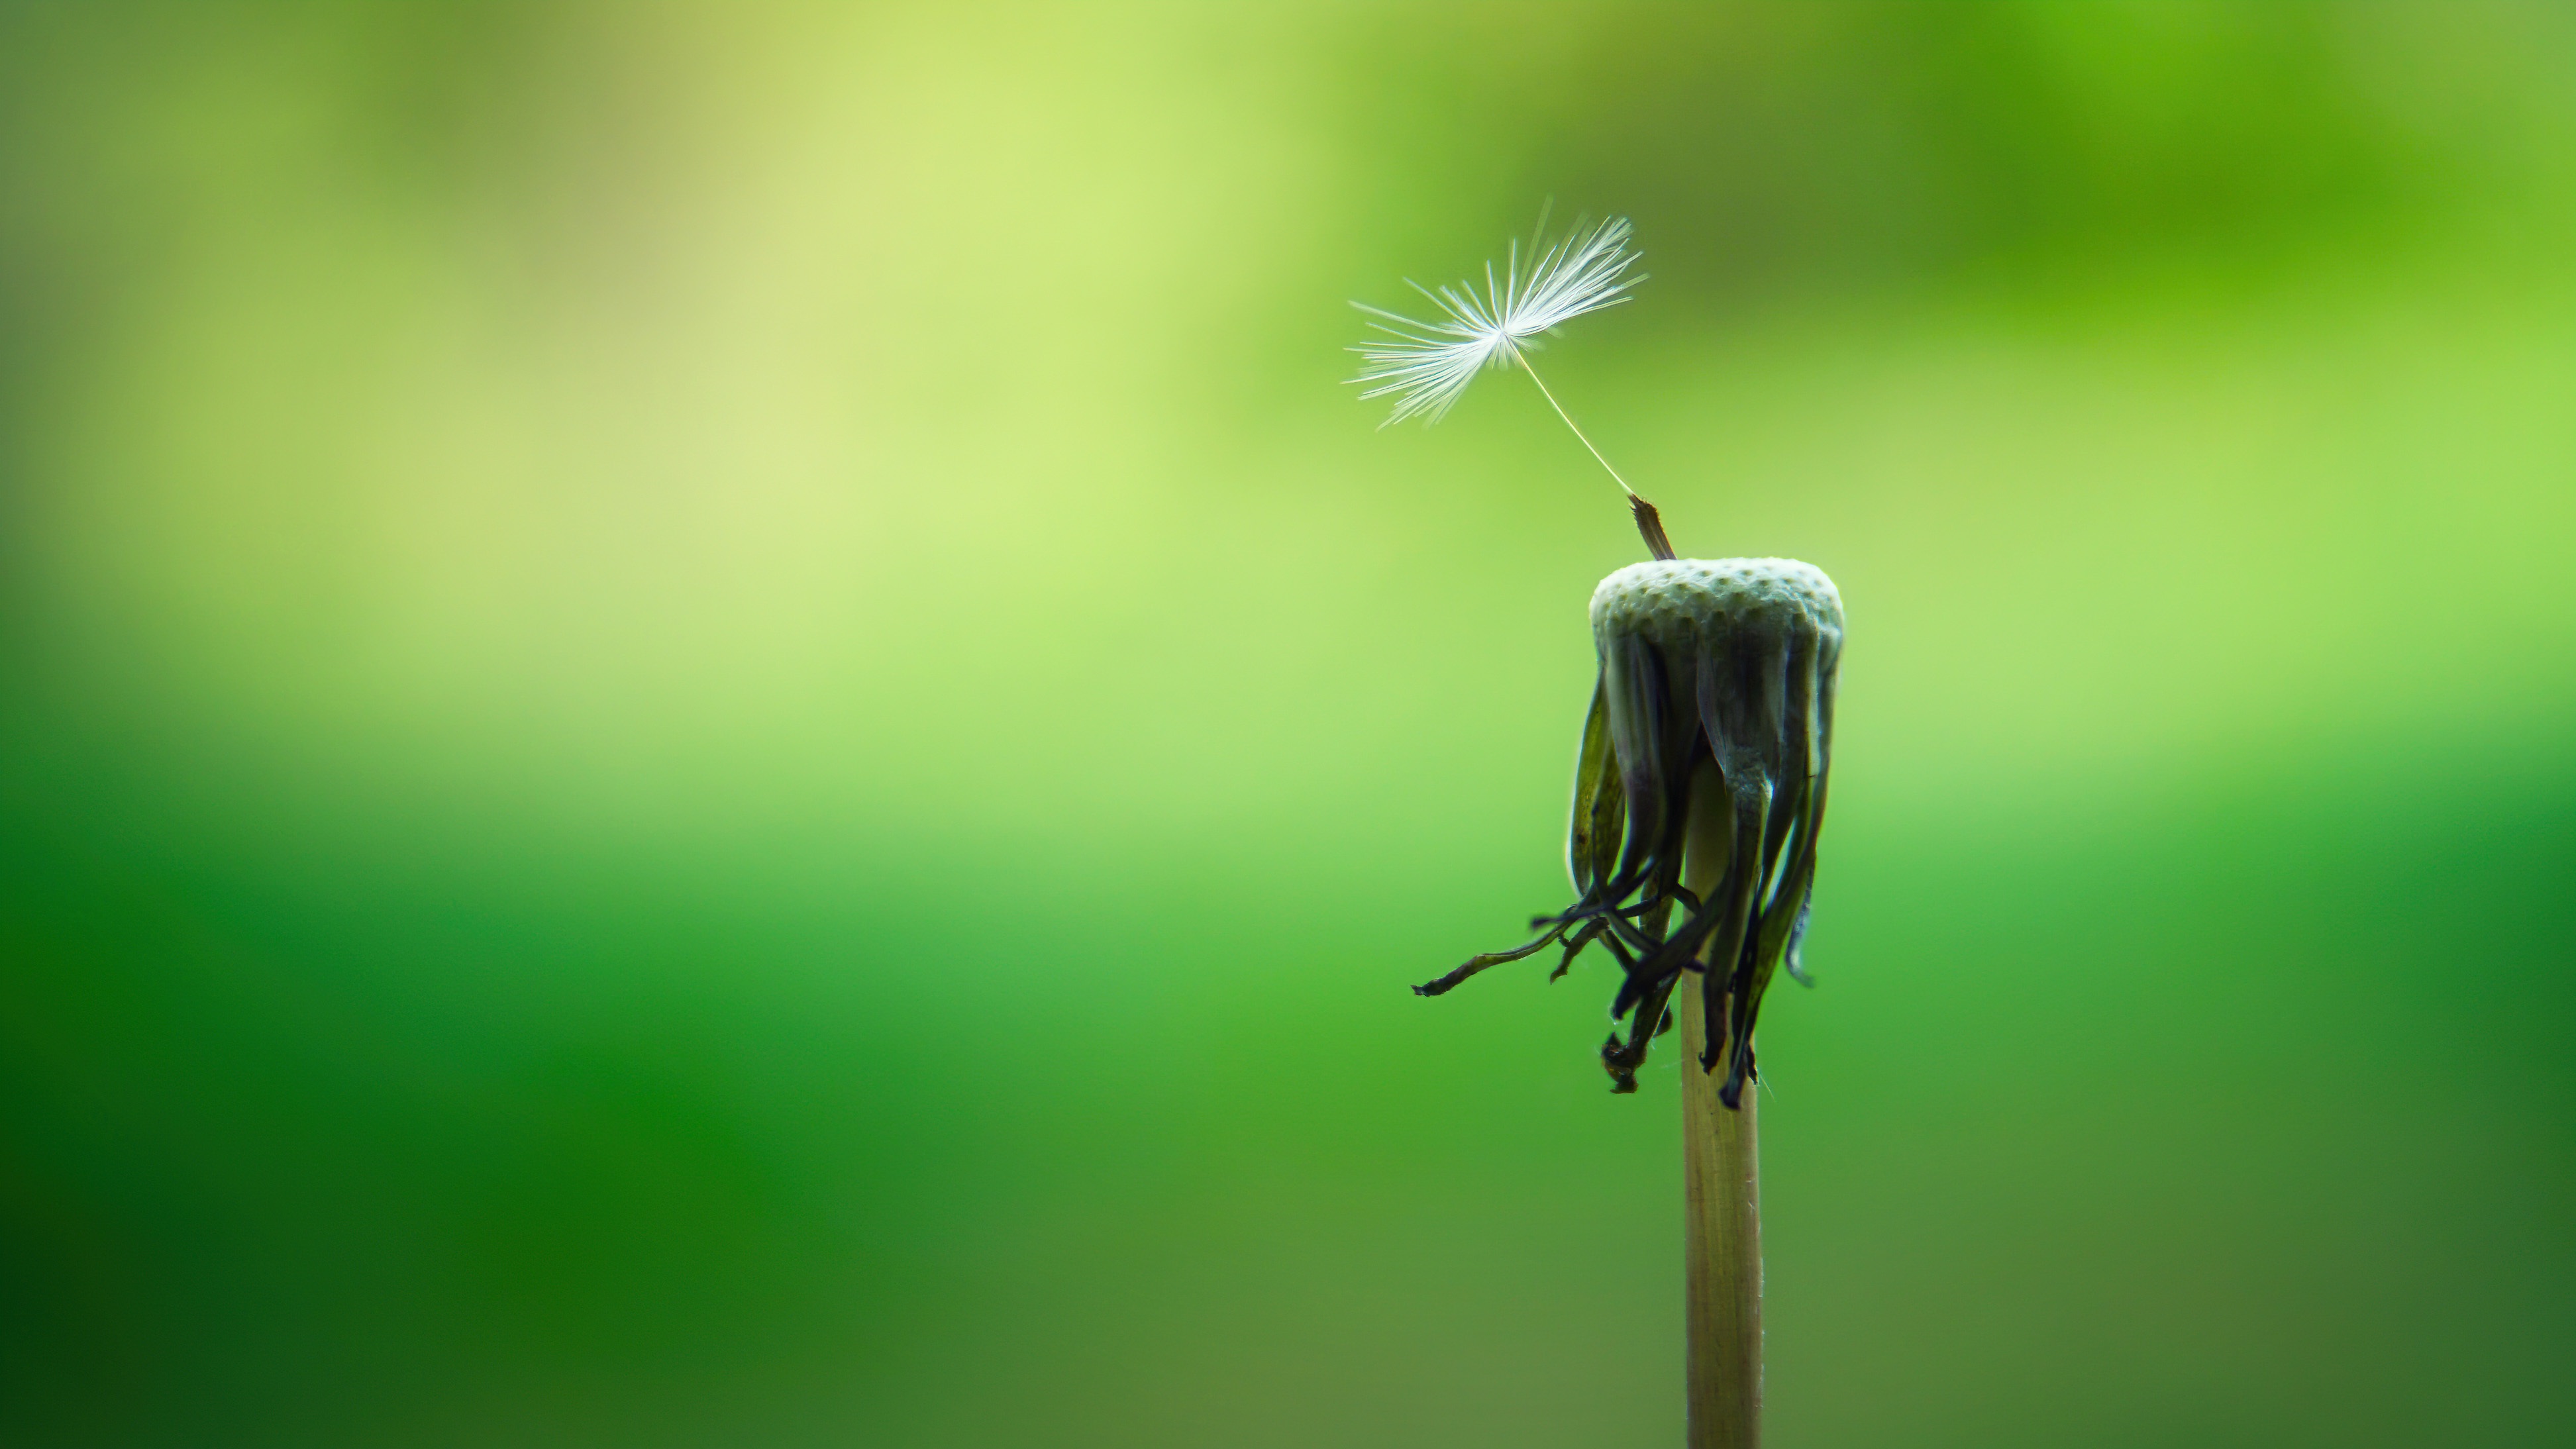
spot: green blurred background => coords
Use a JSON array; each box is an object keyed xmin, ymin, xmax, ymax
[{"xmin": 3, "ymin": 3, "xmax": 2571, "ymax": 1445}]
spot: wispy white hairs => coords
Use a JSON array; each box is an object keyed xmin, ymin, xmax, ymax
[{"xmin": 1349, "ymin": 214, "xmax": 1645, "ymax": 493}]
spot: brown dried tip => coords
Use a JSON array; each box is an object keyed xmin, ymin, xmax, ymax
[{"xmin": 1629, "ymin": 495, "xmax": 1677, "ymax": 560}]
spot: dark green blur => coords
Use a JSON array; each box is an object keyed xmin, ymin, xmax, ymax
[{"xmin": 3, "ymin": 4, "xmax": 2571, "ymax": 1445}]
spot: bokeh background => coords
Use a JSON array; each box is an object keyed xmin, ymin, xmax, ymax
[{"xmin": 3, "ymin": 3, "xmax": 2572, "ymax": 1445}]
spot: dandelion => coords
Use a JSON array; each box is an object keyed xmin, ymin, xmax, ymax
[
  {"xmin": 1418, "ymin": 556, "xmax": 1844, "ymax": 1449},
  {"xmin": 1355, "ymin": 214, "xmax": 1850, "ymax": 1449}
]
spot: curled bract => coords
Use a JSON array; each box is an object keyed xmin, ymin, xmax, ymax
[{"xmin": 1417, "ymin": 558, "xmax": 1844, "ymax": 1108}]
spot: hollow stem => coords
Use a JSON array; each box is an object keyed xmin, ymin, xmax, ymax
[{"xmin": 1681, "ymin": 778, "xmax": 1761, "ymax": 1447}]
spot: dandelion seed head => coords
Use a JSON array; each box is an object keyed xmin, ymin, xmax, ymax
[{"xmin": 1348, "ymin": 215, "xmax": 1643, "ymax": 428}]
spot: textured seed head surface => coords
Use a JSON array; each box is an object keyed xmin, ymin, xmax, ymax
[{"xmin": 1590, "ymin": 557, "xmax": 1843, "ymax": 655}]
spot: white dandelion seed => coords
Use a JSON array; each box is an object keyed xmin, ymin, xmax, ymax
[{"xmin": 1349, "ymin": 213, "xmax": 1646, "ymax": 495}]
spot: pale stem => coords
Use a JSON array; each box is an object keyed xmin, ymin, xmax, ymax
[
  {"xmin": 1515, "ymin": 352, "xmax": 1638, "ymax": 498},
  {"xmin": 1680, "ymin": 774, "xmax": 1761, "ymax": 1447}
]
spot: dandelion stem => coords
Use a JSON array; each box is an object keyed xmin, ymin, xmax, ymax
[{"xmin": 1680, "ymin": 776, "xmax": 1761, "ymax": 1448}]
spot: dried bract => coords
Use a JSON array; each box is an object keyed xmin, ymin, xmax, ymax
[{"xmin": 1417, "ymin": 558, "xmax": 1844, "ymax": 1107}]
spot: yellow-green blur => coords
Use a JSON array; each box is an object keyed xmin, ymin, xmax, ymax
[{"xmin": 2, "ymin": 5, "xmax": 2570, "ymax": 1445}]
